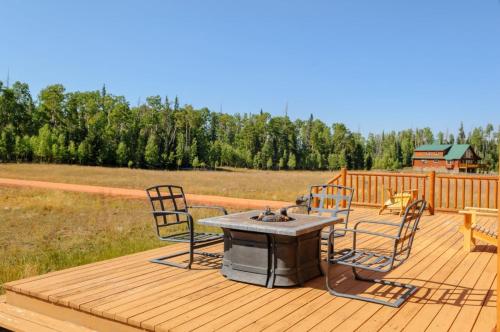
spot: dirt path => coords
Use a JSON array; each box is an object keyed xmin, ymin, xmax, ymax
[{"xmin": 0, "ymin": 178, "xmax": 291, "ymax": 210}]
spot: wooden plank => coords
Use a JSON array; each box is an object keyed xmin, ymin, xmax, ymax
[
  {"xmin": 331, "ymin": 231, "xmax": 463, "ymax": 332},
  {"xmin": 308, "ymin": 216, "xmax": 461, "ymax": 331},
  {"xmin": 4, "ymin": 243, "xmax": 183, "ymax": 290},
  {"xmin": 6, "ymin": 291, "xmax": 142, "ymax": 332},
  {"xmin": 86, "ymin": 269, "xmax": 219, "ymax": 317},
  {"xmin": 0, "ymin": 308, "xmax": 60, "ymax": 332},
  {"xmin": 370, "ymin": 252, "xmax": 463, "ymax": 331},
  {"xmin": 6, "ymin": 243, "xmax": 185, "ymax": 294},
  {"xmin": 0, "ymin": 302, "xmax": 95, "ymax": 332},
  {"xmin": 123, "ymin": 280, "xmax": 241, "ymax": 327},
  {"xmin": 284, "ymin": 214, "xmax": 455, "ymax": 332},
  {"xmin": 448, "ymin": 251, "xmax": 497, "ymax": 331},
  {"xmin": 398, "ymin": 249, "xmax": 491, "ymax": 331},
  {"xmin": 472, "ymin": 276, "xmax": 497, "ymax": 332},
  {"xmin": 338, "ymin": 214, "xmax": 463, "ymax": 331}
]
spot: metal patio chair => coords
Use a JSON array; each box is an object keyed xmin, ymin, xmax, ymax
[
  {"xmin": 326, "ymin": 199, "xmax": 426, "ymax": 307},
  {"xmin": 146, "ymin": 185, "xmax": 227, "ymax": 269},
  {"xmin": 289, "ymin": 184, "xmax": 354, "ymax": 245}
]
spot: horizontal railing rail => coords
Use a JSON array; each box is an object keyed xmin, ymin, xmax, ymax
[{"xmin": 323, "ymin": 168, "xmax": 499, "ymax": 214}]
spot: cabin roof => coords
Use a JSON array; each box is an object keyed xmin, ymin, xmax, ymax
[
  {"xmin": 445, "ymin": 144, "xmax": 472, "ymax": 160},
  {"xmin": 414, "ymin": 144, "xmax": 452, "ymax": 152}
]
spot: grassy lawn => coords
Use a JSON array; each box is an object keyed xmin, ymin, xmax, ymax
[
  {"xmin": 0, "ymin": 163, "xmax": 334, "ymax": 202},
  {"xmin": 0, "ymin": 186, "xmax": 230, "ymax": 293}
]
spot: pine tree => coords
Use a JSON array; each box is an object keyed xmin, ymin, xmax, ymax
[{"xmin": 458, "ymin": 122, "xmax": 466, "ymax": 144}]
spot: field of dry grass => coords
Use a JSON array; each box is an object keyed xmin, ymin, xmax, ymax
[
  {"xmin": 0, "ymin": 164, "xmax": 333, "ymax": 202},
  {"xmin": 0, "ymin": 186, "xmax": 230, "ymax": 294}
]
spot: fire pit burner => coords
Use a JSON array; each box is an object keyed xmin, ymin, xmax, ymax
[{"xmin": 250, "ymin": 207, "xmax": 295, "ymax": 222}]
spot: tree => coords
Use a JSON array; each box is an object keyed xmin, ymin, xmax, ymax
[
  {"xmin": 1, "ymin": 80, "xmax": 500, "ymax": 173},
  {"xmin": 14, "ymin": 135, "xmax": 32, "ymax": 161},
  {"xmin": 77, "ymin": 140, "xmax": 91, "ymax": 164},
  {"xmin": 68, "ymin": 141, "xmax": 77, "ymax": 163},
  {"xmin": 0, "ymin": 125, "xmax": 15, "ymax": 161},
  {"xmin": 266, "ymin": 157, "xmax": 273, "ymax": 170},
  {"xmin": 116, "ymin": 142, "xmax": 128, "ymax": 167},
  {"xmin": 458, "ymin": 122, "xmax": 466, "ymax": 144},
  {"xmin": 35, "ymin": 125, "xmax": 53, "ymax": 161},
  {"xmin": 144, "ymin": 135, "xmax": 160, "ymax": 168}
]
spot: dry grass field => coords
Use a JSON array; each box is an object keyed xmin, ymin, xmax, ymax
[
  {"xmin": 0, "ymin": 186, "xmax": 229, "ymax": 294},
  {"xmin": 0, "ymin": 164, "xmax": 332, "ymax": 294},
  {"xmin": 0, "ymin": 164, "xmax": 333, "ymax": 202}
]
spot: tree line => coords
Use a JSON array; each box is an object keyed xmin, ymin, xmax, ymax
[{"xmin": 0, "ymin": 81, "xmax": 498, "ymax": 172}]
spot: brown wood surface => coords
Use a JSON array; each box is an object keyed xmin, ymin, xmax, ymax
[{"xmin": 1, "ymin": 207, "xmax": 497, "ymax": 332}]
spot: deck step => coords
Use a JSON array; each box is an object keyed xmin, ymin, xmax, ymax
[{"xmin": 0, "ymin": 296, "xmax": 95, "ymax": 332}]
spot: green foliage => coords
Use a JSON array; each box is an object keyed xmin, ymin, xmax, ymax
[
  {"xmin": 116, "ymin": 142, "xmax": 128, "ymax": 167},
  {"xmin": 287, "ymin": 153, "xmax": 296, "ymax": 170},
  {"xmin": 144, "ymin": 135, "xmax": 160, "ymax": 168},
  {"xmin": 0, "ymin": 80, "xmax": 498, "ymax": 172}
]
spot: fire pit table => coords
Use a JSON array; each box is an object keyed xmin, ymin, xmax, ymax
[{"xmin": 198, "ymin": 210, "xmax": 342, "ymax": 288}]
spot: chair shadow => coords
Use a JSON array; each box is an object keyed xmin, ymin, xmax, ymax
[
  {"xmin": 186, "ymin": 255, "xmax": 223, "ymax": 270},
  {"xmin": 471, "ymin": 244, "xmax": 496, "ymax": 253},
  {"xmin": 309, "ymin": 263, "xmax": 496, "ymax": 307}
]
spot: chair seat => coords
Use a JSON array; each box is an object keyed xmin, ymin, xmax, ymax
[
  {"xmin": 333, "ymin": 249, "xmax": 393, "ymax": 272},
  {"xmin": 161, "ymin": 232, "xmax": 223, "ymax": 243}
]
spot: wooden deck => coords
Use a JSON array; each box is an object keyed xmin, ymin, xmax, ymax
[{"xmin": 2, "ymin": 208, "xmax": 497, "ymax": 332}]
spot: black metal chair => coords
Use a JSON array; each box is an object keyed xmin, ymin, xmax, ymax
[
  {"xmin": 146, "ymin": 185, "xmax": 227, "ymax": 269},
  {"xmin": 290, "ymin": 184, "xmax": 354, "ymax": 245},
  {"xmin": 326, "ymin": 199, "xmax": 426, "ymax": 307}
]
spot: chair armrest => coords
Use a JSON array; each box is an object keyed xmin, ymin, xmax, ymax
[
  {"xmin": 333, "ymin": 208, "xmax": 353, "ymax": 215},
  {"xmin": 327, "ymin": 227, "xmax": 398, "ymax": 258},
  {"xmin": 330, "ymin": 228, "xmax": 399, "ymax": 240},
  {"xmin": 188, "ymin": 205, "xmax": 228, "ymax": 215},
  {"xmin": 354, "ymin": 220, "xmax": 401, "ymax": 228}
]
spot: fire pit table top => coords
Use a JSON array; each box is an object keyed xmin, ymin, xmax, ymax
[{"xmin": 199, "ymin": 210, "xmax": 343, "ymax": 236}]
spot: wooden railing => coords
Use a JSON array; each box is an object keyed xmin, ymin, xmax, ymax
[
  {"xmin": 435, "ymin": 173, "xmax": 498, "ymax": 213},
  {"xmin": 327, "ymin": 168, "xmax": 499, "ymax": 214}
]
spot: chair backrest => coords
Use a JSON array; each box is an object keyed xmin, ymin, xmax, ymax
[
  {"xmin": 308, "ymin": 184, "xmax": 354, "ymax": 219},
  {"xmin": 145, "ymin": 185, "xmax": 189, "ymax": 225},
  {"xmin": 394, "ymin": 199, "xmax": 426, "ymax": 260}
]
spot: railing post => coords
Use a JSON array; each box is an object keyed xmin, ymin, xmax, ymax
[
  {"xmin": 428, "ymin": 171, "xmax": 436, "ymax": 215},
  {"xmin": 312, "ymin": 186, "xmax": 319, "ymax": 208},
  {"xmin": 341, "ymin": 167, "xmax": 347, "ymax": 208}
]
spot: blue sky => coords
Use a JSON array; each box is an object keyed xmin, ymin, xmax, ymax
[{"xmin": 2, "ymin": 0, "xmax": 500, "ymax": 135}]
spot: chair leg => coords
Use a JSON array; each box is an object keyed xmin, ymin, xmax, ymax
[
  {"xmin": 326, "ymin": 263, "xmax": 416, "ymax": 308},
  {"xmin": 150, "ymin": 249, "xmax": 194, "ymax": 269},
  {"xmin": 350, "ymin": 267, "xmax": 417, "ymax": 307},
  {"xmin": 151, "ymin": 239, "xmax": 224, "ymax": 269}
]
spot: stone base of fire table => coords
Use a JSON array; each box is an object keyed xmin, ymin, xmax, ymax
[
  {"xmin": 199, "ymin": 210, "xmax": 342, "ymax": 289},
  {"xmin": 221, "ymin": 228, "xmax": 323, "ymax": 288}
]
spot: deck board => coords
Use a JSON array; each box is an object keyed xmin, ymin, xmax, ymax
[{"xmin": 2, "ymin": 208, "xmax": 497, "ymax": 332}]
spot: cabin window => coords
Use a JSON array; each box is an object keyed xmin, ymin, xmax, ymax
[{"xmin": 433, "ymin": 160, "xmax": 439, "ymax": 164}]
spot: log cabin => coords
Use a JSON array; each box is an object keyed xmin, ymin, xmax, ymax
[{"xmin": 412, "ymin": 143, "xmax": 481, "ymax": 173}]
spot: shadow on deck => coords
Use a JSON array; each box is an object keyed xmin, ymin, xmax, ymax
[{"xmin": 1, "ymin": 208, "xmax": 497, "ymax": 332}]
